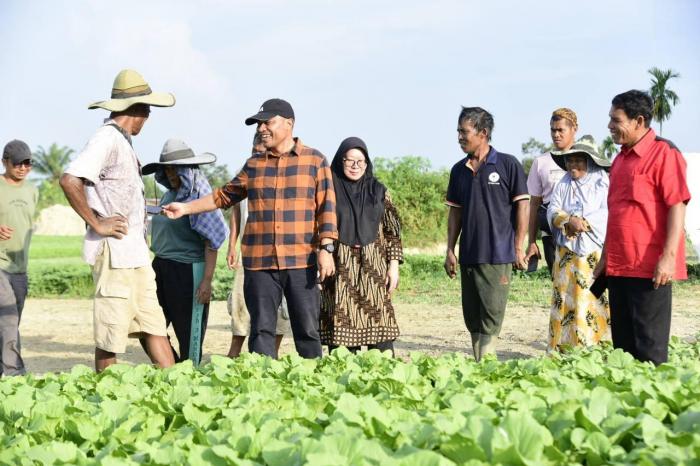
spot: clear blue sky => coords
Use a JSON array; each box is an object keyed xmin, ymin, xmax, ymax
[{"xmin": 1, "ymin": 0, "xmax": 698, "ymax": 172}]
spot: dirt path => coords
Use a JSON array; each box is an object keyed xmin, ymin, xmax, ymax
[{"xmin": 18, "ymin": 297, "xmax": 700, "ymax": 374}]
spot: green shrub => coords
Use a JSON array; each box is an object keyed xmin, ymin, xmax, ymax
[
  {"xmin": 26, "ymin": 263, "xmax": 238, "ymax": 300},
  {"xmin": 35, "ymin": 180, "xmax": 69, "ymax": 213},
  {"xmin": 28, "ymin": 266, "xmax": 94, "ymax": 298},
  {"xmin": 374, "ymin": 156, "xmax": 449, "ymax": 247},
  {"xmin": 24, "ymin": 236, "xmax": 699, "ymax": 307},
  {"xmin": 211, "ymin": 265, "xmax": 235, "ymax": 301}
]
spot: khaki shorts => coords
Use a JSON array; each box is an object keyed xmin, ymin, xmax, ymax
[
  {"xmin": 227, "ymin": 268, "xmax": 292, "ymax": 337},
  {"xmin": 91, "ymin": 241, "xmax": 167, "ymax": 353}
]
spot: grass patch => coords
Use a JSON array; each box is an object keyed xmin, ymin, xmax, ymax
[
  {"xmin": 394, "ymin": 255, "xmax": 699, "ymax": 307},
  {"xmin": 29, "ymin": 235, "xmax": 83, "ymax": 259},
  {"xmin": 397, "ymin": 258, "xmax": 555, "ymax": 307}
]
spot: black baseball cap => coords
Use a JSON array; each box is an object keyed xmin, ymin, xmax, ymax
[
  {"xmin": 245, "ymin": 98, "xmax": 295, "ymax": 126},
  {"xmin": 2, "ymin": 140, "xmax": 32, "ymax": 164}
]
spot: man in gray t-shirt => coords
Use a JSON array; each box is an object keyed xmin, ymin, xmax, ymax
[{"xmin": 0, "ymin": 140, "xmax": 37, "ymax": 376}]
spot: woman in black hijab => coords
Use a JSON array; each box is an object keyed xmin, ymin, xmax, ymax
[{"xmin": 320, "ymin": 137, "xmax": 403, "ymax": 355}]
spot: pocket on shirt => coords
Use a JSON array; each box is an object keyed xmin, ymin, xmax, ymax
[{"xmin": 629, "ymin": 174, "xmax": 657, "ymax": 203}]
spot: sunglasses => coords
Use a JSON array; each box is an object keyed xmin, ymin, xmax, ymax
[{"xmin": 12, "ymin": 159, "xmax": 33, "ymax": 167}]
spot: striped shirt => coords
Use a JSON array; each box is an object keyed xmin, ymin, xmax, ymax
[{"xmin": 213, "ymin": 138, "xmax": 338, "ymax": 270}]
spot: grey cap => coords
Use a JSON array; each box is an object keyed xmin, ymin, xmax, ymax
[
  {"xmin": 141, "ymin": 138, "xmax": 216, "ymax": 175},
  {"xmin": 3, "ymin": 140, "xmax": 32, "ymax": 164}
]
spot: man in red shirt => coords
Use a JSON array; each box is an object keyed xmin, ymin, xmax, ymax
[{"xmin": 594, "ymin": 90, "xmax": 690, "ymax": 365}]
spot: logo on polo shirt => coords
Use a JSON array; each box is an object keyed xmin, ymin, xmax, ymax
[{"xmin": 488, "ymin": 172, "xmax": 500, "ymax": 185}]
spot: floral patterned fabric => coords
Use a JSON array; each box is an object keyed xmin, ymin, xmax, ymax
[{"xmin": 549, "ymin": 245, "xmax": 611, "ymax": 352}]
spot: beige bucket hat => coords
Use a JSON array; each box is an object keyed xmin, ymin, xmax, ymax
[{"xmin": 88, "ymin": 69, "xmax": 175, "ymax": 112}]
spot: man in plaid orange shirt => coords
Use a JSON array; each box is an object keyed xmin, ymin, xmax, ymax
[{"xmin": 164, "ymin": 99, "xmax": 337, "ymax": 358}]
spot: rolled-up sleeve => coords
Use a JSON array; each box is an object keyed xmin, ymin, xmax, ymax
[
  {"xmin": 315, "ymin": 157, "xmax": 338, "ymax": 240},
  {"xmin": 213, "ymin": 166, "xmax": 248, "ymax": 209}
]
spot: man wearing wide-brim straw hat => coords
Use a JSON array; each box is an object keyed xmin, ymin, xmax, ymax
[
  {"xmin": 87, "ymin": 69, "xmax": 175, "ymax": 112},
  {"xmin": 60, "ymin": 69, "xmax": 176, "ymax": 372}
]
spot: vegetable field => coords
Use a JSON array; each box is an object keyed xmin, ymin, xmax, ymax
[{"xmin": 2, "ymin": 341, "xmax": 700, "ymax": 465}]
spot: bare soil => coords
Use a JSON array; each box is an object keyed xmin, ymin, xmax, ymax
[{"xmin": 19, "ymin": 297, "xmax": 699, "ymax": 374}]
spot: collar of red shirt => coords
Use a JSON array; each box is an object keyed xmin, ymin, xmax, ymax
[
  {"xmin": 622, "ymin": 128, "xmax": 656, "ymax": 158},
  {"xmin": 264, "ymin": 137, "xmax": 303, "ymax": 159}
]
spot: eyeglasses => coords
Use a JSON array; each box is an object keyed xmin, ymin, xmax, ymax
[
  {"xmin": 342, "ymin": 158, "xmax": 367, "ymax": 168},
  {"xmin": 5, "ymin": 159, "xmax": 32, "ymax": 167}
]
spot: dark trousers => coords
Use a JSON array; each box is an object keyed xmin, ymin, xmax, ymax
[
  {"xmin": 608, "ymin": 276, "xmax": 672, "ymax": 365},
  {"xmin": 541, "ymin": 235, "xmax": 556, "ymax": 277},
  {"xmin": 460, "ymin": 264, "xmax": 511, "ymax": 336},
  {"xmin": 329, "ymin": 340, "xmax": 395, "ymax": 357},
  {"xmin": 245, "ymin": 267, "xmax": 322, "ymax": 358},
  {"xmin": 152, "ymin": 257, "xmax": 209, "ymax": 364}
]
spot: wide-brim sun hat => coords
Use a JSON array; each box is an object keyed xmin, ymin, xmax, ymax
[
  {"xmin": 142, "ymin": 138, "xmax": 216, "ymax": 175},
  {"xmin": 550, "ymin": 137, "xmax": 611, "ymax": 171},
  {"xmin": 88, "ymin": 69, "xmax": 175, "ymax": 112}
]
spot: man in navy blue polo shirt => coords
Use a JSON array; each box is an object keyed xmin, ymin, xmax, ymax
[{"xmin": 444, "ymin": 107, "xmax": 529, "ymax": 361}]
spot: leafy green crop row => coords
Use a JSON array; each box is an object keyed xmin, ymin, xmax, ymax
[{"xmin": 2, "ymin": 340, "xmax": 699, "ymax": 465}]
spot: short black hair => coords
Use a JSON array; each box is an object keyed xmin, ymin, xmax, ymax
[
  {"xmin": 611, "ymin": 90, "xmax": 653, "ymax": 128},
  {"xmin": 458, "ymin": 107, "xmax": 494, "ymax": 141},
  {"xmin": 109, "ymin": 103, "xmax": 150, "ymax": 120}
]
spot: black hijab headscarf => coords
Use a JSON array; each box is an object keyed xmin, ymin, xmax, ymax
[{"xmin": 331, "ymin": 137, "xmax": 387, "ymax": 246}]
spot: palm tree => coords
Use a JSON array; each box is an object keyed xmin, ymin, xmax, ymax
[
  {"xmin": 648, "ymin": 67, "xmax": 680, "ymax": 136},
  {"xmin": 599, "ymin": 136, "xmax": 617, "ymax": 160},
  {"xmin": 32, "ymin": 143, "xmax": 74, "ymax": 183}
]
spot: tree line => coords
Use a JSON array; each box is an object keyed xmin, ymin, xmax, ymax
[{"xmin": 520, "ymin": 66, "xmax": 681, "ymax": 175}]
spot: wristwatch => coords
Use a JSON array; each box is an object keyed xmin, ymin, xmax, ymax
[{"xmin": 320, "ymin": 243, "xmax": 335, "ymax": 254}]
